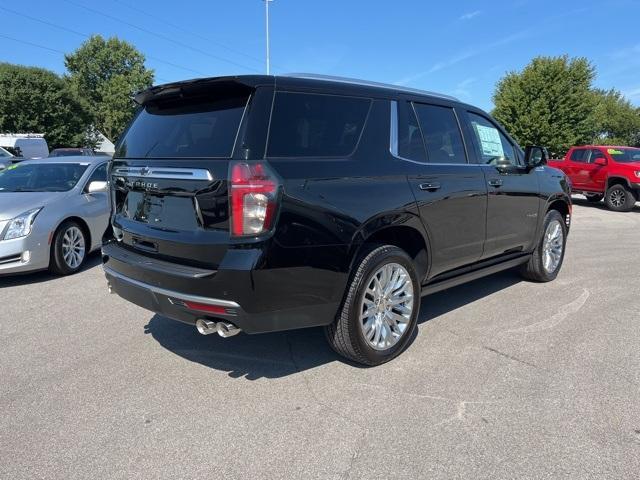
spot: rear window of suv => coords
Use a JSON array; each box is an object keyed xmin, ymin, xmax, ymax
[
  {"xmin": 115, "ymin": 94, "xmax": 249, "ymax": 158},
  {"xmin": 267, "ymin": 92, "xmax": 371, "ymax": 158}
]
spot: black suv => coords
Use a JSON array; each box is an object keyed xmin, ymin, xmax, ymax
[{"xmin": 103, "ymin": 74, "xmax": 571, "ymax": 366}]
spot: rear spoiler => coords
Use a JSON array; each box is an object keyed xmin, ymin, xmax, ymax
[{"xmin": 133, "ymin": 75, "xmax": 275, "ymax": 106}]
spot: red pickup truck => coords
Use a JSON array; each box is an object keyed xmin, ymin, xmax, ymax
[{"xmin": 548, "ymin": 145, "xmax": 640, "ymax": 211}]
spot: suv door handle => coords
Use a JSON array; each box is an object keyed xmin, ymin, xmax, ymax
[
  {"xmin": 419, "ymin": 182, "xmax": 441, "ymax": 191},
  {"xmin": 488, "ymin": 179, "xmax": 503, "ymax": 187}
]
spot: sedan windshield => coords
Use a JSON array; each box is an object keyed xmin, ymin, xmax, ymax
[
  {"xmin": 607, "ymin": 147, "xmax": 640, "ymax": 163},
  {"xmin": 0, "ymin": 163, "xmax": 88, "ymax": 192}
]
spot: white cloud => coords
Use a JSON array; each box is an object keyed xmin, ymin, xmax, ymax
[
  {"xmin": 394, "ymin": 30, "xmax": 531, "ymax": 86},
  {"xmin": 459, "ymin": 10, "xmax": 481, "ymax": 21},
  {"xmin": 451, "ymin": 77, "xmax": 477, "ymax": 98},
  {"xmin": 611, "ymin": 43, "xmax": 640, "ymax": 59}
]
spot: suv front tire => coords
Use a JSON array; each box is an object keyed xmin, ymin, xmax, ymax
[{"xmin": 520, "ymin": 210, "xmax": 567, "ymax": 282}]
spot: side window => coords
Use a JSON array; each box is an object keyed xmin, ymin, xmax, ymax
[
  {"xmin": 569, "ymin": 149, "xmax": 588, "ymax": 163},
  {"xmin": 590, "ymin": 149, "xmax": 605, "ymax": 163},
  {"xmin": 86, "ymin": 163, "xmax": 107, "ymax": 185},
  {"xmin": 267, "ymin": 92, "xmax": 371, "ymax": 157},
  {"xmin": 397, "ymin": 101, "xmax": 427, "ymax": 162},
  {"xmin": 414, "ymin": 104, "xmax": 467, "ymax": 164},
  {"xmin": 468, "ymin": 112, "xmax": 518, "ymax": 166}
]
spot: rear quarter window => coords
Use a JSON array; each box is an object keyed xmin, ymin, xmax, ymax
[{"xmin": 267, "ymin": 92, "xmax": 371, "ymax": 158}]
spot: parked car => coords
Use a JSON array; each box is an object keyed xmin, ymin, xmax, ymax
[
  {"xmin": 548, "ymin": 146, "xmax": 640, "ymax": 211},
  {"xmin": 102, "ymin": 74, "xmax": 571, "ymax": 366},
  {"xmin": 0, "ymin": 134, "xmax": 49, "ymax": 159},
  {"xmin": 49, "ymin": 148, "xmax": 95, "ymax": 157},
  {"xmin": 0, "ymin": 156, "xmax": 109, "ymax": 275},
  {"xmin": 0, "ymin": 146, "xmax": 14, "ymax": 171}
]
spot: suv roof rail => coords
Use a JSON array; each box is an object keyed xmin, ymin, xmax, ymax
[
  {"xmin": 0, "ymin": 133, "xmax": 45, "ymax": 138},
  {"xmin": 282, "ymin": 73, "xmax": 459, "ymax": 102}
]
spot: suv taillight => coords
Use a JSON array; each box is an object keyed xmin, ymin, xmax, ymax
[{"xmin": 229, "ymin": 161, "xmax": 280, "ymax": 237}]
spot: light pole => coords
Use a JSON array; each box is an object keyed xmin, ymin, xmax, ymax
[{"xmin": 264, "ymin": 0, "xmax": 273, "ymax": 75}]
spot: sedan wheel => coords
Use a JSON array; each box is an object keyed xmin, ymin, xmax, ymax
[
  {"xmin": 62, "ymin": 226, "xmax": 86, "ymax": 269},
  {"xmin": 50, "ymin": 221, "xmax": 88, "ymax": 275}
]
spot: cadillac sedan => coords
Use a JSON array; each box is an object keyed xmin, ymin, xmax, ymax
[{"xmin": 0, "ymin": 156, "xmax": 109, "ymax": 275}]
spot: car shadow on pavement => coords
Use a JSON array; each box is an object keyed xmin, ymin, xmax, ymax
[
  {"xmin": 144, "ymin": 269, "xmax": 522, "ymax": 379},
  {"xmin": 418, "ymin": 269, "xmax": 522, "ymax": 324},
  {"xmin": 571, "ymin": 196, "xmax": 640, "ymax": 212},
  {"xmin": 0, "ymin": 252, "xmax": 102, "ymax": 288}
]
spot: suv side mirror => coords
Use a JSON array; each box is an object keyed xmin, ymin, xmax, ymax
[
  {"xmin": 87, "ymin": 180, "xmax": 108, "ymax": 194},
  {"xmin": 594, "ymin": 157, "xmax": 607, "ymax": 166},
  {"xmin": 524, "ymin": 145, "xmax": 548, "ymax": 168}
]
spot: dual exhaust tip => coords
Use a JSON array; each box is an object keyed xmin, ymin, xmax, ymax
[{"xmin": 195, "ymin": 319, "xmax": 241, "ymax": 338}]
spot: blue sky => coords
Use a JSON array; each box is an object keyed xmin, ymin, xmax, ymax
[{"xmin": 1, "ymin": 0, "xmax": 639, "ymax": 111}]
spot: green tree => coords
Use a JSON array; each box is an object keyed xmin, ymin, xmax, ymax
[
  {"xmin": 492, "ymin": 56, "xmax": 597, "ymax": 157},
  {"xmin": 0, "ymin": 63, "xmax": 93, "ymax": 149},
  {"xmin": 591, "ymin": 89, "xmax": 640, "ymax": 147},
  {"xmin": 65, "ymin": 35, "xmax": 154, "ymax": 142}
]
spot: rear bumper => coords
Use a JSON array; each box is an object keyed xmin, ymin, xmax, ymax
[{"xmin": 102, "ymin": 242, "xmax": 347, "ymax": 334}]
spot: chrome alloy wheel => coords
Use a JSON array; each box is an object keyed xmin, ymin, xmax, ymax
[
  {"xmin": 359, "ymin": 263, "xmax": 414, "ymax": 351},
  {"xmin": 609, "ymin": 188, "xmax": 626, "ymax": 207},
  {"xmin": 542, "ymin": 219, "xmax": 563, "ymax": 274},
  {"xmin": 62, "ymin": 226, "xmax": 85, "ymax": 269}
]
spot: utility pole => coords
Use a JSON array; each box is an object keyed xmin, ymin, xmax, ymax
[{"xmin": 264, "ymin": 0, "xmax": 273, "ymax": 75}]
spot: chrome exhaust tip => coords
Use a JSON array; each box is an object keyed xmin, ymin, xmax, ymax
[
  {"xmin": 216, "ymin": 321, "xmax": 241, "ymax": 338},
  {"xmin": 195, "ymin": 318, "xmax": 217, "ymax": 335}
]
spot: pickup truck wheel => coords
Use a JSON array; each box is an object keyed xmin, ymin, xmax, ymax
[
  {"xmin": 325, "ymin": 245, "xmax": 420, "ymax": 366},
  {"xmin": 605, "ymin": 184, "xmax": 636, "ymax": 212},
  {"xmin": 520, "ymin": 210, "xmax": 566, "ymax": 282},
  {"xmin": 585, "ymin": 193, "xmax": 603, "ymax": 203}
]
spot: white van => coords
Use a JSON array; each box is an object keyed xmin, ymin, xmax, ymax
[{"xmin": 0, "ymin": 134, "xmax": 49, "ymax": 159}]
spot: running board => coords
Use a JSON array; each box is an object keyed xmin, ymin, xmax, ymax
[{"xmin": 420, "ymin": 255, "xmax": 530, "ymax": 296}]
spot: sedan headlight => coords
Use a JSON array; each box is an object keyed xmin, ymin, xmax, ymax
[{"xmin": 1, "ymin": 208, "xmax": 43, "ymax": 240}]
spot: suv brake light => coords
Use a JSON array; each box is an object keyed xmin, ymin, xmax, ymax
[{"xmin": 229, "ymin": 162, "xmax": 280, "ymax": 237}]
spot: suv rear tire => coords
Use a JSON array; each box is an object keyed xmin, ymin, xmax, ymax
[
  {"xmin": 520, "ymin": 210, "xmax": 567, "ymax": 282},
  {"xmin": 605, "ymin": 184, "xmax": 636, "ymax": 212},
  {"xmin": 325, "ymin": 245, "xmax": 420, "ymax": 366}
]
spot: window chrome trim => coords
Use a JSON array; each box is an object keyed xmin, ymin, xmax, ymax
[
  {"xmin": 112, "ymin": 167, "xmax": 213, "ymax": 181},
  {"xmin": 390, "ymin": 100, "xmax": 399, "ymax": 157},
  {"xmin": 452, "ymin": 107, "xmax": 471, "ymax": 164}
]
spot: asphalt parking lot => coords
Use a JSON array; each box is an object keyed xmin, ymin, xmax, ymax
[{"xmin": 1, "ymin": 198, "xmax": 639, "ymax": 480}]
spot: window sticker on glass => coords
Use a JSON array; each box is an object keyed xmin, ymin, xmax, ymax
[
  {"xmin": 607, "ymin": 148, "xmax": 624, "ymax": 155},
  {"xmin": 472, "ymin": 123, "xmax": 504, "ymax": 157}
]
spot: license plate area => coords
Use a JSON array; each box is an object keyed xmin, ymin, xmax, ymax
[{"xmin": 122, "ymin": 192, "xmax": 199, "ymax": 230}]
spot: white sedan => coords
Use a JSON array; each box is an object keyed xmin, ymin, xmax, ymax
[{"xmin": 0, "ymin": 156, "xmax": 110, "ymax": 275}]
